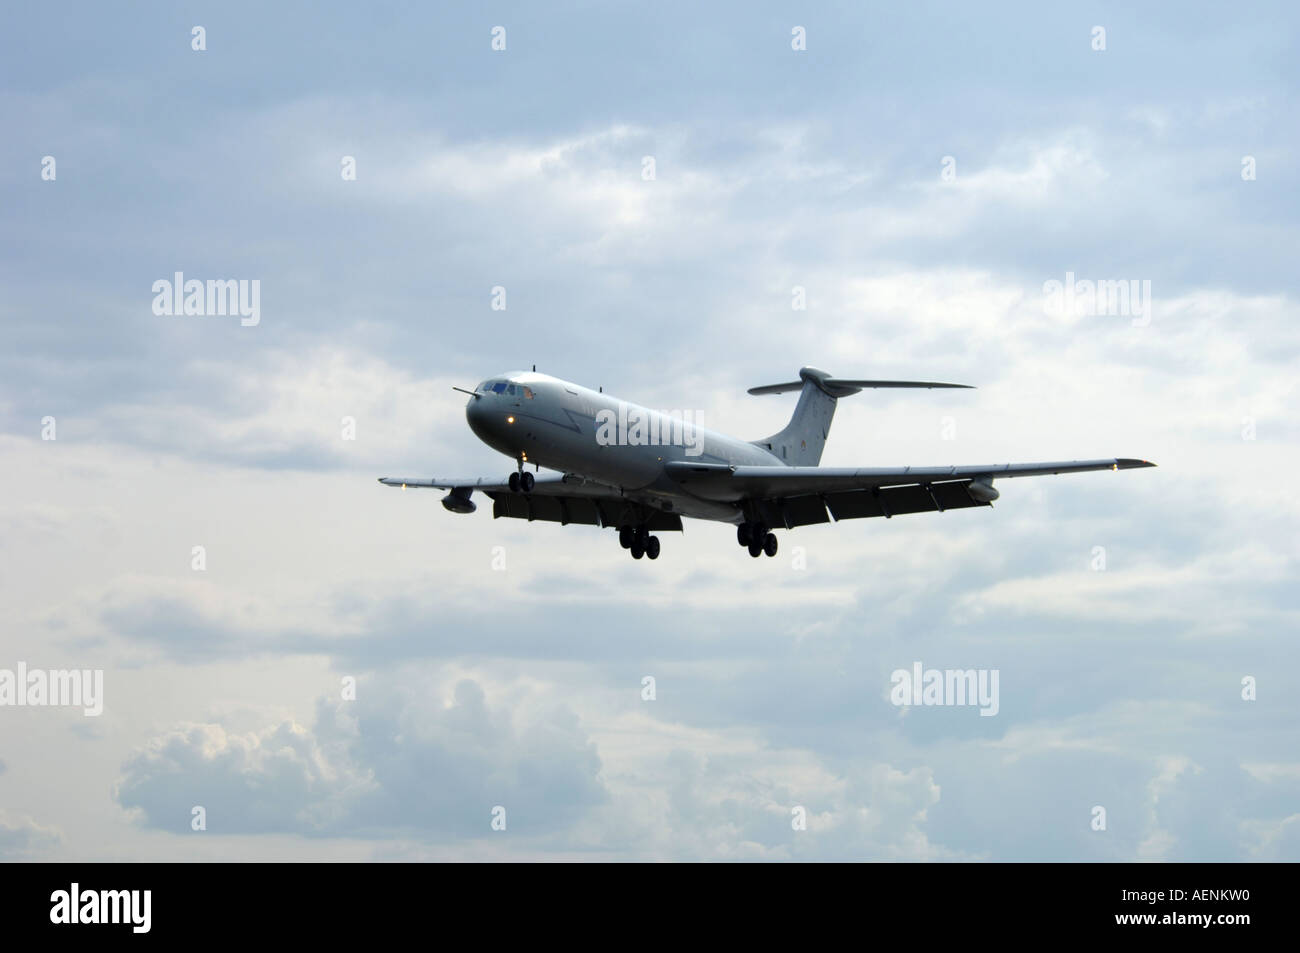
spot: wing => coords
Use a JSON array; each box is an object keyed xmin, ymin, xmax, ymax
[
  {"xmin": 377, "ymin": 474, "xmax": 682, "ymax": 531},
  {"xmin": 664, "ymin": 458, "xmax": 1155, "ymax": 527}
]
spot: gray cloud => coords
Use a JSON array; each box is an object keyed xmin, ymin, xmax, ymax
[
  {"xmin": 115, "ymin": 677, "xmax": 606, "ymax": 839},
  {"xmin": 0, "ymin": 812, "xmax": 63, "ymax": 859}
]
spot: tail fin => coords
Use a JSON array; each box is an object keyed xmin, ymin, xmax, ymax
[{"xmin": 748, "ymin": 367, "xmax": 972, "ymax": 466}]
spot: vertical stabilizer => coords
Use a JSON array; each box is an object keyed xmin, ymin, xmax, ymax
[{"xmin": 749, "ymin": 367, "xmax": 838, "ymax": 466}]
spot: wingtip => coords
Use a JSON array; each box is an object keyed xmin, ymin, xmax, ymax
[{"xmin": 1115, "ymin": 458, "xmax": 1157, "ymax": 469}]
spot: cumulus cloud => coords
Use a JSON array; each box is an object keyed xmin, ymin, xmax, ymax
[{"xmin": 116, "ymin": 677, "xmax": 606, "ymax": 838}]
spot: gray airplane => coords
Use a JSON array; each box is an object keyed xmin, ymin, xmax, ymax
[{"xmin": 379, "ymin": 367, "xmax": 1155, "ymax": 560}]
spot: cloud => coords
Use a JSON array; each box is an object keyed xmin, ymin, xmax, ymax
[
  {"xmin": 0, "ymin": 811, "xmax": 63, "ymax": 859},
  {"xmin": 115, "ymin": 676, "xmax": 606, "ymax": 839}
]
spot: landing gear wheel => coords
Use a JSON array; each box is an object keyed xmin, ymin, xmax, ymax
[
  {"xmin": 508, "ymin": 472, "xmax": 521, "ymax": 493},
  {"xmin": 619, "ymin": 526, "xmax": 634, "ymax": 549},
  {"xmin": 763, "ymin": 533, "xmax": 778, "ymax": 557},
  {"xmin": 631, "ymin": 542, "xmax": 645, "ymax": 559},
  {"xmin": 737, "ymin": 524, "xmax": 751, "ymax": 547},
  {"xmin": 520, "ymin": 471, "xmax": 535, "ymax": 493},
  {"xmin": 748, "ymin": 541, "xmax": 762, "ymax": 558},
  {"xmin": 646, "ymin": 536, "xmax": 661, "ymax": 560}
]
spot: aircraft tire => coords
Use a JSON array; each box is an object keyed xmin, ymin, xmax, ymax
[
  {"xmin": 631, "ymin": 542, "xmax": 645, "ymax": 559},
  {"xmin": 520, "ymin": 471, "xmax": 535, "ymax": 493},
  {"xmin": 748, "ymin": 541, "xmax": 762, "ymax": 558},
  {"xmin": 646, "ymin": 536, "xmax": 661, "ymax": 559},
  {"xmin": 508, "ymin": 472, "xmax": 521, "ymax": 493},
  {"xmin": 763, "ymin": 533, "xmax": 778, "ymax": 557}
]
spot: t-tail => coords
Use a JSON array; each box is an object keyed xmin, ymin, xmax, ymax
[{"xmin": 748, "ymin": 366, "xmax": 973, "ymax": 466}]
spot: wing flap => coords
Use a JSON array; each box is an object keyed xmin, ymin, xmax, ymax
[
  {"xmin": 822, "ymin": 481, "xmax": 991, "ymax": 521},
  {"xmin": 488, "ymin": 492, "xmax": 682, "ymax": 531},
  {"xmin": 748, "ymin": 480, "xmax": 992, "ymax": 528}
]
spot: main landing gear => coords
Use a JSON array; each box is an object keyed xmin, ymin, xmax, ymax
[
  {"xmin": 737, "ymin": 521, "xmax": 778, "ymax": 558},
  {"xmin": 619, "ymin": 525, "xmax": 660, "ymax": 560},
  {"xmin": 507, "ymin": 470, "xmax": 535, "ymax": 493}
]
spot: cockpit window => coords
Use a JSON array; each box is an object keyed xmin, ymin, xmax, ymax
[
  {"xmin": 506, "ymin": 384, "xmax": 517, "ymax": 395},
  {"xmin": 491, "ymin": 381, "xmax": 507, "ymax": 394},
  {"xmin": 523, "ymin": 387, "xmax": 534, "ymax": 399}
]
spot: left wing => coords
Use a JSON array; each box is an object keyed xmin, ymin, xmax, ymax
[{"xmin": 665, "ymin": 457, "xmax": 1155, "ymax": 527}]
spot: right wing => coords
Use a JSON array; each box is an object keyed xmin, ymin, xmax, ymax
[{"xmin": 377, "ymin": 474, "xmax": 682, "ymax": 530}]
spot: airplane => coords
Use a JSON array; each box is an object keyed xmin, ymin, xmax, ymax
[{"xmin": 379, "ymin": 366, "xmax": 1155, "ymax": 560}]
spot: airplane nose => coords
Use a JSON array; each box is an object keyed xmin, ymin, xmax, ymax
[{"xmin": 465, "ymin": 396, "xmax": 491, "ymax": 439}]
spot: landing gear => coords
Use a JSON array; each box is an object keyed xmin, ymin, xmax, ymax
[
  {"xmin": 507, "ymin": 470, "xmax": 535, "ymax": 493},
  {"xmin": 508, "ymin": 472, "xmax": 520, "ymax": 493},
  {"xmin": 738, "ymin": 521, "xmax": 776, "ymax": 556},
  {"xmin": 622, "ymin": 526, "xmax": 660, "ymax": 560}
]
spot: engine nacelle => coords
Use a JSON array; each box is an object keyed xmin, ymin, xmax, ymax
[
  {"xmin": 441, "ymin": 488, "xmax": 477, "ymax": 514},
  {"xmin": 966, "ymin": 477, "xmax": 999, "ymax": 503}
]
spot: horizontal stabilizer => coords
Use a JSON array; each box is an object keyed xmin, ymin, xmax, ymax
[{"xmin": 748, "ymin": 378, "xmax": 973, "ymax": 397}]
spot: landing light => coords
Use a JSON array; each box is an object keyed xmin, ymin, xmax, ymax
[{"xmin": 507, "ymin": 416, "xmax": 515, "ymax": 424}]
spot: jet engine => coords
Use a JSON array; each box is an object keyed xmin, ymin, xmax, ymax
[
  {"xmin": 966, "ymin": 478, "xmax": 999, "ymax": 503},
  {"xmin": 441, "ymin": 487, "xmax": 476, "ymax": 514}
]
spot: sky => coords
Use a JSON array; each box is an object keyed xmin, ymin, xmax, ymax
[{"xmin": 1, "ymin": 2, "xmax": 1297, "ymax": 861}]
